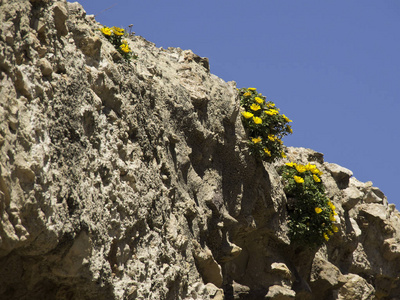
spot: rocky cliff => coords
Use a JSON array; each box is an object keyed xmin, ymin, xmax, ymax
[{"xmin": 1, "ymin": 1, "xmax": 400, "ymax": 299}]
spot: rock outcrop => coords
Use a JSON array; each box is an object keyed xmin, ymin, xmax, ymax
[{"xmin": 1, "ymin": 1, "xmax": 399, "ymax": 299}]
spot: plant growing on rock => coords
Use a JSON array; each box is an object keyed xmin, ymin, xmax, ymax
[
  {"xmin": 239, "ymin": 87, "xmax": 293, "ymax": 162},
  {"xmin": 279, "ymin": 162, "xmax": 339, "ymax": 247},
  {"xmin": 99, "ymin": 26, "xmax": 138, "ymax": 60}
]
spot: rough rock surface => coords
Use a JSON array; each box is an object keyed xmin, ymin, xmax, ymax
[{"xmin": 1, "ymin": 1, "xmax": 399, "ymax": 299}]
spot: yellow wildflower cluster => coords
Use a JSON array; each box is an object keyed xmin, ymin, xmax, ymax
[
  {"xmin": 294, "ymin": 176, "xmax": 304, "ymax": 183},
  {"xmin": 239, "ymin": 87, "xmax": 293, "ymax": 162},
  {"xmin": 254, "ymin": 97, "xmax": 264, "ymax": 104},
  {"xmin": 265, "ymin": 109, "xmax": 279, "ymax": 116},
  {"xmin": 253, "ymin": 116, "xmax": 262, "ymax": 124},
  {"xmin": 120, "ymin": 40, "xmax": 131, "ymax": 53},
  {"xmin": 280, "ymin": 161, "xmax": 339, "ymax": 247},
  {"xmin": 282, "ymin": 114, "xmax": 292, "ymax": 123},
  {"xmin": 241, "ymin": 111, "xmax": 253, "ymax": 119},
  {"xmin": 99, "ymin": 26, "xmax": 137, "ymax": 60},
  {"xmin": 285, "ymin": 162, "xmax": 323, "ymax": 183},
  {"xmin": 100, "ymin": 27, "xmax": 111, "ymax": 36},
  {"xmin": 112, "ymin": 26, "xmax": 124, "ymax": 36},
  {"xmin": 321, "ymin": 200, "xmax": 338, "ymax": 241},
  {"xmin": 264, "ymin": 148, "xmax": 271, "ymax": 157},
  {"xmin": 250, "ymin": 103, "xmax": 261, "ymax": 111}
]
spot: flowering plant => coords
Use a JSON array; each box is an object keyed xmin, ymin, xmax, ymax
[
  {"xmin": 99, "ymin": 26, "xmax": 137, "ymax": 60},
  {"xmin": 279, "ymin": 162, "xmax": 338, "ymax": 247},
  {"xmin": 239, "ymin": 87, "xmax": 293, "ymax": 162}
]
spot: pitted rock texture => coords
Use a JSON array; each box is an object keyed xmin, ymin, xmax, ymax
[{"xmin": 0, "ymin": 1, "xmax": 399, "ymax": 299}]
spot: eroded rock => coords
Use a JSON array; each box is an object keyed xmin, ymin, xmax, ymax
[{"xmin": 0, "ymin": 0, "xmax": 399, "ymax": 299}]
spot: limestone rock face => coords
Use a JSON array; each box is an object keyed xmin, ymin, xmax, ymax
[{"xmin": 1, "ymin": 1, "xmax": 400, "ymax": 299}]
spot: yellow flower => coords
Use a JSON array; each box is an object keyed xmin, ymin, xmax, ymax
[
  {"xmin": 295, "ymin": 164, "xmax": 307, "ymax": 173},
  {"xmin": 294, "ymin": 176, "xmax": 304, "ymax": 183},
  {"xmin": 285, "ymin": 162, "xmax": 296, "ymax": 167},
  {"xmin": 330, "ymin": 214, "xmax": 336, "ymax": 222},
  {"xmin": 282, "ymin": 114, "xmax": 292, "ymax": 122},
  {"xmin": 252, "ymin": 137, "xmax": 262, "ymax": 143},
  {"xmin": 281, "ymin": 151, "xmax": 287, "ymax": 158},
  {"xmin": 328, "ymin": 201, "xmax": 336, "ymax": 210},
  {"xmin": 112, "ymin": 26, "xmax": 124, "ymax": 31},
  {"xmin": 313, "ymin": 174, "xmax": 321, "ymax": 182},
  {"xmin": 248, "ymin": 87, "xmax": 256, "ymax": 91},
  {"xmin": 315, "ymin": 207, "xmax": 322, "ymax": 214},
  {"xmin": 243, "ymin": 92, "xmax": 251, "ymax": 97},
  {"xmin": 241, "ymin": 111, "xmax": 254, "ymax": 119},
  {"xmin": 112, "ymin": 26, "xmax": 124, "ymax": 35},
  {"xmin": 120, "ymin": 43, "xmax": 131, "ymax": 53},
  {"xmin": 100, "ymin": 27, "xmax": 111, "ymax": 36},
  {"xmin": 270, "ymin": 109, "xmax": 279, "ymax": 114},
  {"xmin": 308, "ymin": 165, "xmax": 322, "ymax": 176},
  {"xmin": 250, "ymin": 103, "xmax": 261, "ymax": 111},
  {"xmin": 332, "ymin": 225, "xmax": 339, "ymax": 233},
  {"xmin": 266, "ymin": 109, "xmax": 279, "ymax": 116},
  {"xmin": 323, "ymin": 233, "xmax": 330, "ymax": 241},
  {"xmin": 253, "ymin": 116, "xmax": 262, "ymax": 124},
  {"xmin": 287, "ymin": 125, "xmax": 293, "ymax": 134},
  {"xmin": 265, "ymin": 110, "xmax": 276, "ymax": 116},
  {"xmin": 267, "ymin": 102, "xmax": 275, "ymax": 108},
  {"xmin": 264, "ymin": 148, "xmax": 271, "ymax": 156},
  {"xmin": 268, "ymin": 134, "xmax": 276, "ymax": 141},
  {"xmin": 254, "ymin": 97, "xmax": 264, "ymax": 104},
  {"xmin": 307, "ymin": 164, "xmax": 316, "ymax": 171},
  {"xmin": 327, "ymin": 230, "xmax": 333, "ymax": 236}
]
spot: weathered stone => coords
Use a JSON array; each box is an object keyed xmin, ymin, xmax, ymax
[
  {"xmin": 52, "ymin": 231, "xmax": 91, "ymax": 277},
  {"xmin": 336, "ymin": 273, "xmax": 375, "ymax": 300},
  {"xmin": 38, "ymin": 58, "xmax": 53, "ymax": 76},
  {"xmin": 364, "ymin": 186, "xmax": 387, "ymax": 206},
  {"xmin": 382, "ymin": 238, "xmax": 400, "ymax": 261},
  {"xmin": 192, "ymin": 241, "xmax": 223, "ymax": 288},
  {"xmin": 342, "ymin": 186, "xmax": 363, "ymax": 210},
  {"xmin": 349, "ymin": 243, "xmax": 372, "ymax": 274},
  {"xmin": 265, "ymin": 285, "xmax": 296, "ymax": 299},
  {"xmin": 232, "ymin": 281, "xmax": 251, "ymax": 298},
  {"xmin": 0, "ymin": 21, "xmax": 14, "ymax": 45},
  {"xmin": 53, "ymin": 2, "xmax": 69, "ymax": 36},
  {"xmin": 310, "ymin": 255, "xmax": 341, "ymax": 291},
  {"xmin": 324, "ymin": 162, "xmax": 353, "ymax": 189},
  {"xmin": 271, "ymin": 262, "xmax": 293, "ymax": 281},
  {"xmin": 33, "ymin": 18, "xmax": 46, "ymax": 34},
  {"xmin": 67, "ymin": 1, "xmax": 87, "ymax": 19},
  {"xmin": 80, "ymin": 35, "xmax": 102, "ymax": 58},
  {"xmin": 359, "ymin": 203, "xmax": 389, "ymax": 222},
  {"xmin": 349, "ymin": 217, "xmax": 362, "ymax": 237},
  {"xmin": 0, "ymin": 0, "xmax": 399, "ymax": 299},
  {"xmin": 205, "ymin": 283, "xmax": 224, "ymax": 300}
]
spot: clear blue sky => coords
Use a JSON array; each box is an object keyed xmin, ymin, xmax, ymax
[{"xmin": 80, "ymin": 0, "xmax": 400, "ymax": 208}]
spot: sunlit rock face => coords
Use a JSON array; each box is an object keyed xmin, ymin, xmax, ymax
[{"xmin": 1, "ymin": 1, "xmax": 399, "ymax": 299}]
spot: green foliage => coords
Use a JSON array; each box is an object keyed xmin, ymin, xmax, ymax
[
  {"xmin": 279, "ymin": 162, "xmax": 339, "ymax": 248},
  {"xmin": 99, "ymin": 26, "xmax": 138, "ymax": 60},
  {"xmin": 238, "ymin": 87, "xmax": 293, "ymax": 162}
]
